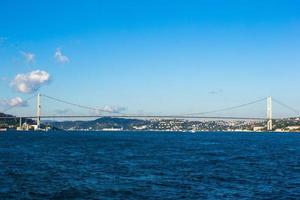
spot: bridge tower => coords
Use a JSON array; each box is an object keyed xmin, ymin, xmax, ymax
[
  {"xmin": 267, "ymin": 96, "xmax": 272, "ymax": 131},
  {"xmin": 36, "ymin": 93, "xmax": 41, "ymax": 128}
]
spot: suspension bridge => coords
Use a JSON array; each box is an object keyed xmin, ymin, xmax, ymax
[{"xmin": 1, "ymin": 93, "xmax": 299, "ymax": 131}]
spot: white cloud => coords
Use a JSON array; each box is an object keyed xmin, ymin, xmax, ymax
[
  {"xmin": 11, "ymin": 70, "xmax": 51, "ymax": 93},
  {"xmin": 55, "ymin": 108, "xmax": 73, "ymax": 115},
  {"xmin": 103, "ymin": 105, "xmax": 127, "ymax": 113},
  {"xmin": 209, "ymin": 89, "xmax": 223, "ymax": 95},
  {"xmin": 21, "ymin": 51, "xmax": 35, "ymax": 63},
  {"xmin": 1, "ymin": 77, "xmax": 7, "ymax": 81},
  {"xmin": 54, "ymin": 48, "xmax": 69, "ymax": 64},
  {"xmin": 91, "ymin": 106, "xmax": 127, "ymax": 115},
  {"xmin": 0, "ymin": 97, "xmax": 28, "ymax": 108}
]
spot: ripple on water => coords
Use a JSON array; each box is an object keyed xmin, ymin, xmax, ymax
[{"xmin": 0, "ymin": 131, "xmax": 299, "ymax": 199}]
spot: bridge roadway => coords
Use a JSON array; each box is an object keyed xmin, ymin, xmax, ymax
[{"xmin": 0, "ymin": 115, "xmax": 269, "ymax": 120}]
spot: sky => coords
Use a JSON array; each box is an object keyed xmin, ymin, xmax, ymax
[{"xmin": 0, "ymin": 0, "xmax": 300, "ymax": 118}]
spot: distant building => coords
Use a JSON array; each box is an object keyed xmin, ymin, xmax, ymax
[
  {"xmin": 253, "ymin": 126, "xmax": 264, "ymax": 131},
  {"xmin": 286, "ymin": 126, "xmax": 300, "ymax": 131},
  {"xmin": 102, "ymin": 127, "xmax": 123, "ymax": 131},
  {"xmin": 17, "ymin": 123, "xmax": 48, "ymax": 131},
  {"xmin": 133, "ymin": 125, "xmax": 147, "ymax": 130}
]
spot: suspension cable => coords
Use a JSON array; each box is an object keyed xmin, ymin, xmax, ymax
[
  {"xmin": 41, "ymin": 94, "xmax": 127, "ymax": 114},
  {"xmin": 272, "ymin": 98, "xmax": 300, "ymax": 116},
  {"xmin": 1, "ymin": 94, "xmax": 37, "ymax": 113},
  {"xmin": 2, "ymin": 93, "xmax": 298, "ymax": 120},
  {"xmin": 183, "ymin": 97, "xmax": 267, "ymax": 116}
]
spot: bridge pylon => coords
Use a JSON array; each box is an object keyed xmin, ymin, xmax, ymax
[
  {"xmin": 267, "ymin": 96, "xmax": 272, "ymax": 131},
  {"xmin": 36, "ymin": 93, "xmax": 41, "ymax": 128}
]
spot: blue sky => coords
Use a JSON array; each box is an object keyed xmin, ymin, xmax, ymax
[{"xmin": 0, "ymin": 0, "xmax": 300, "ymax": 118}]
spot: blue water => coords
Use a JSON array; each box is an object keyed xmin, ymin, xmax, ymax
[{"xmin": 0, "ymin": 131, "xmax": 299, "ymax": 199}]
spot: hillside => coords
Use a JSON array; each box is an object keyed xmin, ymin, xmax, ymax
[
  {"xmin": 0, "ymin": 112, "xmax": 35, "ymax": 128},
  {"xmin": 49, "ymin": 117, "xmax": 149, "ymax": 130}
]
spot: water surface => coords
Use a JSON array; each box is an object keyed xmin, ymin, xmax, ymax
[{"xmin": 0, "ymin": 131, "xmax": 299, "ymax": 199}]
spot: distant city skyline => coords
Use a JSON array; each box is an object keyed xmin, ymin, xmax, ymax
[{"xmin": 1, "ymin": 0, "xmax": 300, "ymax": 118}]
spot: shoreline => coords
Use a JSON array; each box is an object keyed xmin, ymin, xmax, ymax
[{"xmin": 1, "ymin": 130, "xmax": 299, "ymax": 134}]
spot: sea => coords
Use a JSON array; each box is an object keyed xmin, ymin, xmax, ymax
[{"xmin": 0, "ymin": 131, "xmax": 299, "ymax": 199}]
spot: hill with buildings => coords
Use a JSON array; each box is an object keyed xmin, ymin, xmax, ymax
[
  {"xmin": 0, "ymin": 113, "xmax": 35, "ymax": 129},
  {"xmin": 48, "ymin": 117, "xmax": 300, "ymax": 132},
  {"xmin": 1, "ymin": 113, "xmax": 300, "ymax": 132}
]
